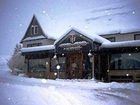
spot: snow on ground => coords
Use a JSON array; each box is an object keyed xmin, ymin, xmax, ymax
[{"xmin": 0, "ymin": 56, "xmax": 140, "ymax": 105}]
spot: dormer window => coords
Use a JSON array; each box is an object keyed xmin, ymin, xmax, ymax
[{"xmin": 31, "ymin": 25, "xmax": 38, "ymax": 35}]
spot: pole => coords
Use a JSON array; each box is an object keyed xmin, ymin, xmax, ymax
[{"xmin": 92, "ymin": 56, "xmax": 94, "ymax": 79}]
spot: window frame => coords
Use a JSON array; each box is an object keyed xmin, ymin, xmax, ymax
[
  {"xmin": 27, "ymin": 43, "xmax": 42, "ymax": 47},
  {"xmin": 109, "ymin": 53, "xmax": 140, "ymax": 70},
  {"xmin": 28, "ymin": 58, "xmax": 49, "ymax": 72},
  {"xmin": 106, "ymin": 37, "xmax": 115, "ymax": 42},
  {"xmin": 31, "ymin": 25, "xmax": 38, "ymax": 35},
  {"xmin": 134, "ymin": 34, "xmax": 140, "ymax": 40}
]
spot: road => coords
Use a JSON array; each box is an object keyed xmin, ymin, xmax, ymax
[{"xmin": 0, "ymin": 60, "xmax": 140, "ymax": 105}]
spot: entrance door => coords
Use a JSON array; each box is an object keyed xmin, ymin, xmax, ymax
[{"xmin": 66, "ymin": 53, "xmax": 83, "ymax": 79}]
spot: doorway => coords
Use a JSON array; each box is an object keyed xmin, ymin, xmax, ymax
[{"xmin": 66, "ymin": 52, "xmax": 83, "ymax": 79}]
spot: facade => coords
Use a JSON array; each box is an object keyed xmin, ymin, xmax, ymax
[
  {"xmin": 99, "ymin": 32, "xmax": 140, "ymax": 82},
  {"xmin": 20, "ymin": 15, "xmax": 140, "ymax": 82},
  {"xmin": 21, "ymin": 29, "xmax": 109, "ymax": 79}
]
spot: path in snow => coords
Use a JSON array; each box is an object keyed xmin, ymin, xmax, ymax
[{"xmin": 0, "ymin": 57, "xmax": 140, "ymax": 105}]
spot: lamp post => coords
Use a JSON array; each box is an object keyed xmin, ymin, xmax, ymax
[
  {"xmin": 88, "ymin": 51, "xmax": 95, "ymax": 79},
  {"xmin": 53, "ymin": 53, "xmax": 61, "ymax": 79},
  {"xmin": 88, "ymin": 52, "xmax": 92, "ymax": 57}
]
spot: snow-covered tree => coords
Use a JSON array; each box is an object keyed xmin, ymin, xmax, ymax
[{"xmin": 8, "ymin": 43, "xmax": 26, "ymax": 75}]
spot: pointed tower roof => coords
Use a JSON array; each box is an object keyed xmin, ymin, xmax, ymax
[{"xmin": 20, "ymin": 15, "xmax": 47, "ymax": 43}]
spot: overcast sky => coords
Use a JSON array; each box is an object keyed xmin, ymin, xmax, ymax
[{"xmin": 0, "ymin": 0, "xmax": 140, "ymax": 56}]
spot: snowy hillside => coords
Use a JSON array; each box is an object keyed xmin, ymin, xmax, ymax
[{"xmin": 0, "ymin": 55, "xmax": 140, "ymax": 105}]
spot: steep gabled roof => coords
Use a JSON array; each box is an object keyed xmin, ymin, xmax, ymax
[{"xmin": 20, "ymin": 15, "xmax": 47, "ymax": 43}]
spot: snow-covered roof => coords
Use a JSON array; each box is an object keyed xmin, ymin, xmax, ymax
[
  {"xmin": 54, "ymin": 28, "xmax": 110, "ymax": 45},
  {"xmin": 99, "ymin": 30, "xmax": 140, "ymax": 36},
  {"xmin": 77, "ymin": 29, "xmax": 110, "ymax": 44},
  {"xmin": 21, "ymin": 45, "xmax": 55, "ymax": 53},
  {"xmin": 101, "ymin": 40, "xmax": 140, "ymax": 48},
  {"xmin": 23, "ymin": 35, "xmax": 46, "ymax": 41},
  {"xmin": 88, "ymin": 34, "xmax": 110, "ymax": 44}
]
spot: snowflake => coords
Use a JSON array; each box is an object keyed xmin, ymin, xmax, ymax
[
  {"xmin": 19, "ymin": 24, "xmax": 23, "ymax": 27},
  {"xmin": 132, "ymin": 11, "xmax": 135, "ymax": 14},
  {"xmin": 84, "ymin": 25, "xmax": 88, "ymax": 29},
  {"xmin": 8, "ymin": 97, "xmax": 11, "ymax": 100},
  {"xmin": 42, "ymin": 10, "xmax": 46, "ymax": 14}
]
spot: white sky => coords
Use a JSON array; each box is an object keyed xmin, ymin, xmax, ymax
[{"xmin": 0, "ymin": 0, "xmax": 140, "ymax": 55}]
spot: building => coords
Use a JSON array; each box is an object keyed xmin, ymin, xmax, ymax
[
  {"xmin": 20, "ymin": 15, "xmax": 55, "ymax": 77},
  {"xmin": 20, "ymin": 15, "xmax": 140, "ymax": 82}
]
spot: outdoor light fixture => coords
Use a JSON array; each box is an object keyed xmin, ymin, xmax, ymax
[
  {"xmin": 88, "ymin": 50, "xmax": 92, "ymax": 57},
  {"xmin": 88, "ymin": 52, "xmax": 92, "ymax": 57},
  {"xmin": 53, "ymin": 54, "xmax": 57, "ymax": 59}
]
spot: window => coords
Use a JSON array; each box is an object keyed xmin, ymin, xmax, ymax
[
  {"xmin": 29, "ymin": 58, "xmax": 50, "ymax": 72},
  {"xmin": 51, "ymin": 58, "xmax": 58, "ymax": 71},
  {"xmin": 31, "ymin": 25, "xmax": 38, "ymax": 35},
  {"xmin": 110, "ymin": 53, "xmax": 140, "ymax": 70},
  {"xmin": 134, "ymin": 34, "xmax": 140, "ymax": 40},
  {"xmin": 27, "ymin": 43, "xmax": 42, "ymax": 47},
  {"xmin": 106, "ymin": 37, "xmax": 115, "ymax": 42},
  {"xmin": 58, "ymin": 57, "xmax": 66, "ymax": 71}
]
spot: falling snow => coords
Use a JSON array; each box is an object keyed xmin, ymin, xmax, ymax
[
  {"xmin": 132, "ymin": 11, "xmax": 135, "ymax": 14},
  {"xmin": 42, "ymin": 10, "xmax": 46, "ymax": 14},
  {"xmin": 19, "ymin": 24, "xmax": 23, "ymax": 27}
]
